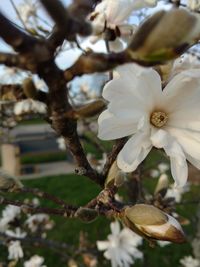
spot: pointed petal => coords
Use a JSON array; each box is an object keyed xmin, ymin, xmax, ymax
[
  {"xmin": 98, "ymin": 110, "xmax": 138, "ymax": 140},
  {"xmin": 117, "ymin": 132, "xmax": 152, "ymax": 172}
]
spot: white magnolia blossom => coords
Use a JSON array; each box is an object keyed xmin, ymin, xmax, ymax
[
  {"xmin": 165, "ymin": 183, "xmax": 190, "ymax": 203},
  {"xmin": 180, "ymin": 256, "xmax": 200, "ymax": 267},
  {"xmin": 24, "ymin": 255, "xmax": 46, "ymax": 267},
  {"xmin": 14, "ymin": 99, "xmax": 47, "ymax": 115},
  {"xmin": 187, "ymin": 0, "xmax": 200, "ymax": 10},
  {"xmin": 98, "ymin": 63, "xmax": 200, "ymax": 187},
  {"xmin": 97, "ymin": 220, "xmax": 143, "ymax": 267},
  {"xmin": 8, "ymin": 241, "xmax": 24, "ymax": 260},
  {"xmin": 89, "ymin": 0, "xmax": 157, "ymax": 51},
  {"xmin": 150, "ymin": 162, "xmax": 169, "ymax": 178}
]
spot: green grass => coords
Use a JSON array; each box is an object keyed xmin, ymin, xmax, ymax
[
  {"xmin": 21, "ymin": 152, "xmax": 69, "ymax": 164},
  {"xmin": 1, "ymin": 146, "xmax": 200, "ymax": 267}
]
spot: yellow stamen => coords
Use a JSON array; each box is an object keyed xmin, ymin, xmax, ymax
[{"xmin": 150, "ymin": 111, "xmax": 168, "ymax": 128}]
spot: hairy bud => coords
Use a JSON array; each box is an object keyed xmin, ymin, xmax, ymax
[
  {"xmin": 22, "ymin": 78, "xmax": 38, "ymax": 99},
  {"xmin": 0, "ymin": 171, "xmax": 23, "ymax": 192},
  {"xmin": 154, "ymin": 174, "xmax": 169, "ymax": 197},
  {"xmin": 105, "ymin": 161, "xmax": 126, "ymax": 188},
  {"xmin": 123, "ymin": 204, "xmax": 186, "ymax": 243},
  {"xmin": 75, "ymin": 99, "xmax": 106, "ymax": 118},
  {"xmin": 128, "ymin": 9, "xmax": 200, "ymax": 62},
  {"xmin": 75, "ymin": 207, "xmax": 98, "ymax": 223}
]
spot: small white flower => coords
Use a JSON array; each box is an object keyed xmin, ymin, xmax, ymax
[
  {"xmin": 24, "ymin": 255, "xmax": 46, "ymax": 267},
  {"xmin": 180, "ymin": 256, "xmax": 200, "ymax": 267},
  {"xmin": 97, "ymin": 220, "xmax": 143, "ymax": 267},
  {"xmin": 187, "ymin": 0, "xmax": 200, "ymax": 10},
  {"xmin": 98, "ymin": 63, "xmax": 200, "ymax": 187},
  {"xmin": 8, "ymin": 241, "xmax": 24, "ymax": 260},
  {"xmin": 157, "ymin": 240, "xmax": 171, "ymax": 247},
  {"xmin": 89, "ymin": 0, "xmax": 157, "ymax": 51},
  {"xmin": 150, "ymin": 169, "xmax": 160, "ymax": 178}
]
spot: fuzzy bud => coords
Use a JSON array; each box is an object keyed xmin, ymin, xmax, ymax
[
  {"xmin": 75, "ymin": 99, "xmax": 106, "ymax": 118},
  {"xmin": 123, "ymin": 204, "xmax": 186, "ymax": 243},
  {"xmin": 22, "ymin": 78, "xmax": 38, "ymax": 99},
  {"xmin": 154, "ymin": 174, "xmax": 169, "ymax": 197},
  {"xmin": 105, "ymin": 161, "xmax": 126, "ymax": 188},
  {"xmin": 128, "ymin": 9, "xmax": 200, "ymax": 62},
  {"xmin": 75, "ymin": 207, "xmax": 98, "ymax": 223},
  {"xmin": 0, "ymin": 171, "xmax": 23, "ymax": 192}
]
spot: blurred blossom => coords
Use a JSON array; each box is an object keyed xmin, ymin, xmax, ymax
[
  {"xmin": 0, "ymin": 205, "xmax": 21, "ymax": 229},
  {"xmin": 57, "ymin": 137, "xmax": 65, "ymax": 151},
  {"xmin": 157, "ymin": 240, "xmax": 171, "ymax": 247},
  {"xmin": 25, "ymin": 214, "xmax": 54, "ymax": 233},
  {"xmin": 180, "ymin": 256, "xmax": 200, "ymax": 267},
  {"xmin": 89, "ymin": 0, "xmax": 157, "ymax": 51},
  {"xmin": 24, "ymin": 255, "xmax": 46, "ymax": 267},
  {"xmin": 6, "ymin": 227, "xmax": 27, "ymax": 239},
  {"xmin": 165, "ymin": 183, "xmax": 190, "ymax": 203},
  {"xmin": 14, "ymin": 99, "xmax": 47, "ymax": 115},
  {"xmin": 187, "ymin": 0, "xmax": 200, "ymax": 10},
  {"xmin": 97, "ymin": 220, "xmax": 143, "ymax": 267},
  {"xmin": 8, "ymin": 241, "xmax": 24, "ymax": 260}
]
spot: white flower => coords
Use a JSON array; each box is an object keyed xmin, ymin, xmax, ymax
[
  {"xmin": 89, "ymin": 0, "xmax": 157, "ymax": 51},
  {"xmin": 165, "ymin": 183, "xmax": 190, "ymax": 203},
  {"xmin": 97, "ymin": 220, "xmax": 143, "ymax": 267},
  {"xmin": 98, "ymin": 63, "xmax": 200, "ymax": 187},
  {"xmin": 14, "ymin": 99, "xmax": 46, "ymax": 115},
  {"xmin": 24, "ymin": 255, "xmax": 46, "ymax": 267},
  {"xmin": 157, "ymin": 240, "xmax": 171, "ymax": 247},
  {"xmin": 187, "ymin": 0, "xmax": 200, "ymax": 10},
  {"xmin": 8, "ymin": 241, "xmax": 24, "ymax": 260},
  {"xmin": 180, "ymin": 256, "xmax": 200, "ymax": 267}
]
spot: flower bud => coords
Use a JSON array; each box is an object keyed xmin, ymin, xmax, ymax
[
  {"xmin": 75, "ymin": 99, "xmax": 106, "ymax": 118},
  {"xmin": 0, "ymin": 171, "xmax": 23, "ymax": 192},
  {"xmin": 154, "ymin": 174, "xmax": 169, "ymax": 197},
  {"xmin": 75, "ymin": 207, "xmax": 98, "ymax": 223},
  {"xmin": 123, "ymin": 204, "xmax": 186, "ymax": 243},
  {"xmin": 22, "ymin": 78, "xmax": 38, "ymax": 99},
  {"xmin": 105, "ymin": 161, "xmax": 126, "ymax": 188},
  {"xmin": 128, "ymin": 9, "xmax": 200, "ymax": 62}
]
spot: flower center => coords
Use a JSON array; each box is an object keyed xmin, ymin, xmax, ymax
[{"xmin": 150, "ymin": 111, "xmax": 168, "ymax": 128}]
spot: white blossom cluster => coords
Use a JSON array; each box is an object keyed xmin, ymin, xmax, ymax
[
  {"xmin": 0, "ymin": 199, "xmax": 53, "ymax": 264},
  {"xmin": 14, "ymin": 99, "xmax": 47, "ymax": 115}
]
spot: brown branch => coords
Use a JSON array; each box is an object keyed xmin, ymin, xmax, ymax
[
  {"xmin": 0, "ymin": 52, "xmax": 28, "ymax": 70},
  {"xmin": 0, "ymin": 12, "xmax": 37, "ymax": 53},
  {"xmin": 0, "ymin": 84, "xmax": 47, "ymax": 102},
  {"xmin": 40, "ymin": 0, "xmax": 91, "ymax": 42},
  {"xmin": 0, "ymin": 196, "xmax": 77, "ymax": 217},
  {"xmin": 102, "ymin": 138, "xmax": 127, "ymax": 179},
  {"xmin": 64, "ymin": 51, "xmax": 159, "ymax": 82}
]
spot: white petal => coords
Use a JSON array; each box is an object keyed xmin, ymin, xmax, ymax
[
  {"xmin": 110, "ymin": 221, "xmax": 120, "ymax": 236},
  {"xmin": 97, "ymin": 241, "xmax": 109, "ymax": 251},
  {"xmin": 151, "ymin": 129, "xmax": 188, "ymax": 187},
  {"xmin": 109, "ymin": 39, "xmax": 124, "ymax": 52},
  {"xmin": 117, "ymin": 132, "xmax": 152, "ymax": 172},
  {"xmin": 98, "ymin": 110, "xmax": 138, "ymax": 140}
]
